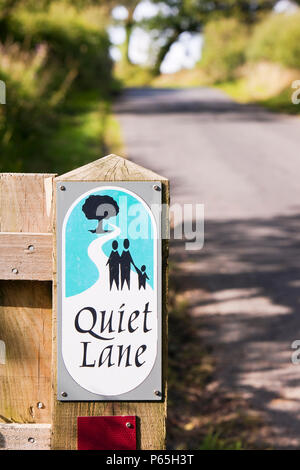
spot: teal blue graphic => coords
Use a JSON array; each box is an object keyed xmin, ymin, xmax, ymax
[{"xmin": 65, "ymin": 189, "xmax": 154, "ymax": 297}]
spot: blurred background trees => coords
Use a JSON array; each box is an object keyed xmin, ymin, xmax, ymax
[{"xmin": 142, "ymin": 0, "xmax": 279, "ymax": 75}]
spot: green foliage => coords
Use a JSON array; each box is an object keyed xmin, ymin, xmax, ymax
[
  {"xmin": 247, "ymin": 12, "xmax": 300, "ymax": 69},
  {"xmin": 0, "ymin": 2, "xmax": 118, "ymax": 173},
  {"xmin": 200, "ymin": 18, "xmax": 248, "ymax": 82},
  {"xmin": 212, "ymin": 13, "xmax": 300, "ymax": 116},
  {"xmin": 141, "ymin": 0, "xmax": 278, "ymax": 73},
  {"xmin": 0, "ymin": 41, "xmax": 56, "ymax": 171},
  {"xmin": 7, "ymin": 2, "xmax": 112, "ymax": 89},
  {"xmin": 40, "ymin": 91, "xmax": 122, "ymax": 175}
]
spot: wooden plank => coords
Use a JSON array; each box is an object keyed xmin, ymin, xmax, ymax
[
  {"xmin": 0, "ymin": 281, "xmax": 52, "ymax": 424},
  {"xmin": 52, "ymin": 155, "xmax": 169, "ymax": 450},
  {"xmin": 0, "ymin": 423, "xmax": 51, "ymax": 450},
  {"xmin": 0, "ymin": 233, "xmax": 52, "ymax": 280},
  {"xmin": 0, "ymin": 173, "xmax": 55, "ymax": 427},
  {"xmin": 0, "ymin": 173, "xmax": 54, "ymax": 233}
]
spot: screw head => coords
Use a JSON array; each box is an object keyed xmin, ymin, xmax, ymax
[
  {"xmin": 126, "ymin": 422, "xmax": 133, "ymax": 428},
  {"xmin": 11, "ymin": 268, "xmax": 18, "ymax": 274},
  {"xmin": 61, "ymin": 391, "xmax": 68, "ymax": 398},
  {"xmin": 154, "ymin": 390, "xmax": 161, "ymax": 397},
  {"xmin": 37, "ymin": 402, "xmax": 44, "ymax": 409},
  {"xmin": 153, "ymin": 184, "xmax": 161, "ymax": 191},
  {"xmin": 60, "ymin": 185, "xmax": 66, "ymax": 191},
  {"xmin": 28, "ymin": 437, "xmax": 35, "ymax": 443},
  {"xmin": 28, "ymin": 245, "xmax": 35, "ymax": 252}
]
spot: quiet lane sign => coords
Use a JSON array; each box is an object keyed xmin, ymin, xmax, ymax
[{"xmin": 56, "ymin": 182, "xmax": 162, "ymax": 401}]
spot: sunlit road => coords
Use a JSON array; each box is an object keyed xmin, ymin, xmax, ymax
[{"xmin": 115, "ymin": 87, "xmax": 300, "ymax": 449}]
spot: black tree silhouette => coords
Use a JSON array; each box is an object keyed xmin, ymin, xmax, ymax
[{"xmin": 82, "ymin": 195, "xmax": 119, "ymax": 233}]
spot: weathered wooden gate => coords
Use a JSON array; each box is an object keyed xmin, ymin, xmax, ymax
[{"xmin": 0, "ymin": 154, "xmax": 169, "ymax": 450}]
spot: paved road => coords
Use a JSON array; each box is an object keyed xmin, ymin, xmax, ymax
[{"xmin": 115, "ymin": 87, "xmax": 300, "ymax": 449}]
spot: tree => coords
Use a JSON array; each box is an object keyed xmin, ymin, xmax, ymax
[
  {"xmin": 108, "ymin": 0, "xmax": 140, "ymax": 64},
  {"xmin": 82, "ymin": 195, "xmax": 119, "ymax": 234},
  {"xmin": 122, "ymin": 0, "xmax": 140, "ymax": 64}
]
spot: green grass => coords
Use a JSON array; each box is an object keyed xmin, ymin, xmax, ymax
[
  {"xmin": 216, "ymin": 79, "xmax": 254, "ymax": 103},
  {"xmin": 217, "ymin": 79, "xmax": 300, "ymax": 116},
  {"xmin": 114, "ymin": 61, "xmax": 154, "ymax": 87},
  {"xmin": 260, "ymin": 88, "xmax": 300, "ymax": 115},
  {"xmin": 199, "ymin": 433, "xmax": 243, "ymax": 450}
]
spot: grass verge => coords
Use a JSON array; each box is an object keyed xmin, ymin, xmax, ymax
[{"xmin": 217, "ymin": 78, "xmax": 300, "ymax": 116}]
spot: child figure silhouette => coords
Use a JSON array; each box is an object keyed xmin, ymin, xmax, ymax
[{"xmin": 135, "ymin": 264, "xmax": 149, "ymax": 290}]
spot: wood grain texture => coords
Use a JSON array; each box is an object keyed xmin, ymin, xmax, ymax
[
  {"xmin": 55, "ymin": 154, "xmax": 168, "ymax": 182},
  {"xmin": 0, "ymin": 281, "xmax": 52, "ymax": 424},
  {"xmin": 0, "ymin": 173, "xmax": 54, "ymax": 232},
  {"xmin": 0, "ymin": 233, "xmax": 52, "ymax": 280},
  {"xmin": 0, "ymin": 423, "xmax": 51, "ymax": 450},
  {"xmin": 0, "ymin": 173, "xmax": 55, "ymax": 427},
  {"xmin": 52, "ymin": 155, "xmax": 169, "ymax": 450}
]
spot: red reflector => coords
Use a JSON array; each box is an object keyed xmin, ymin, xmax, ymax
[{"xmin": 77, "ymin": 416, "xmax": 136, "ymax": 450}]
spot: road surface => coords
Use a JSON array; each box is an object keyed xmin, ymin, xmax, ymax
[{"xmin": 115, "ymin": 87, "xmax": 300, "ymax": 449}]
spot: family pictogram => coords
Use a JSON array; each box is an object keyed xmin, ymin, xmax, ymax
[
  {"xmin": 106, "ymin": 239, "xmax": 149, "ymax": 290},
  {"xmin": 82, "ymin": 194, "xmax": 150, "ymax": 291}
]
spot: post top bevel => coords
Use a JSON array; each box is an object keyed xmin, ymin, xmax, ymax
[{"xmin": 55, "ymin": 154, "xmax": 168, "ymax": 182}]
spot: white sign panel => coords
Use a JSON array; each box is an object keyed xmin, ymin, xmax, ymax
[{"xmin": 57, "ymin": 182, "xmax": 162, "ymax": 401}]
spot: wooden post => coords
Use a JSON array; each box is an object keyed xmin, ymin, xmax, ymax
[
  {"xmin": 51, "ymin": 155, "xmax": 169, "ymax": 450},
  {"xmin": 0, "ymin": 173, "xmax": 55, "ymax": 449}
]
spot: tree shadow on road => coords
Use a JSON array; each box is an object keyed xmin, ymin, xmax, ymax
[
  {"xmin": 115, "ymin": 87, "xmax": 286, "ymax": 123},
  {"xmin": 168, "ymin": 212, "xmax": 300, "ymax": 449}
]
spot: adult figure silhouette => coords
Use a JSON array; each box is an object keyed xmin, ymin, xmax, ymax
[
  {"xmin": 106, "ymin": 240, "xmax": 121, "ymax": 290},
  {"xmin": 120, "ymin": 239, "xmax": 135, "ymax": 290}
]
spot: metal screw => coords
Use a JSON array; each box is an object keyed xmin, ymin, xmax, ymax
[
  {"xmin": 153, "ymin": 184, "xmax": 161, "ymax": 191},
  {"xmin": 28, "ymin": 245, "xmax": 35, "ymax": 252},
  {"xmin": 154, "ymin": 390, "xmax": 161, "ymax": 397},
  {"xmin": 37, "ymin": 402, "xmax": 44, "ymax": 409},
  {"xmin": 61, "ymin": 392, "xmax": 68, "ymax": 397},
  {"xmin": 60, "ymin": 185, "xmax": 66, "ymax": 191},
  {"xmin": 126, "ymin": 422, "xmax": 133, "ymax": 428},
  {"xmin": 11, "ymin": 268, "xmax": 18, "ymax": 274},
  {"xmin": 28, "ymin": 437, "xmax": 35, "ymax": 443}
]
